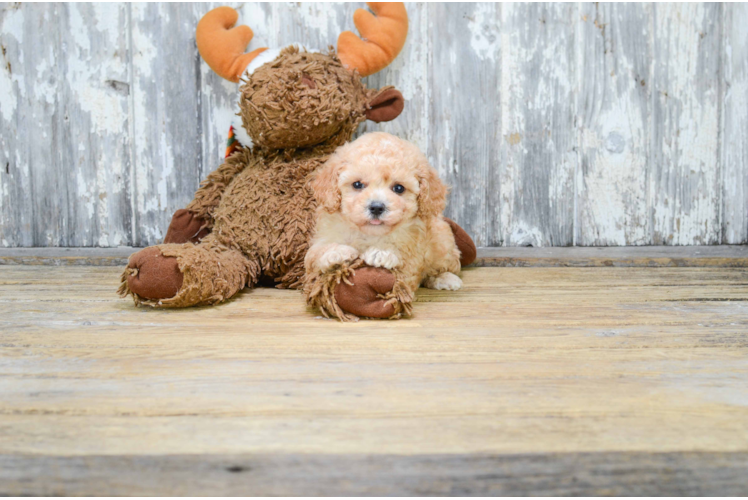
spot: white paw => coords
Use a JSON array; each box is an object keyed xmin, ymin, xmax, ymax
[
  {"xmin": 318, "ymin": 245, "xmax": 359, "ymax": 271},
  {"xmin": 362, "ymin": 248, "xmax": 400, "ymax": 269},
  {"xmin": 424, "ymin": 272, "xmax": 462, "ymax": 291}
]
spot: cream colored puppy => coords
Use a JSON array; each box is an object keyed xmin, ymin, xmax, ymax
[{"xmin": 305, "ymin": 132, "xmax": 462, "ymax": 297}]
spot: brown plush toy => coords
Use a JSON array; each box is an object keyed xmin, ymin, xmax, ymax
[{"xmin": 118, "ymin": 3, "xmax": 476, "ymax": 316}]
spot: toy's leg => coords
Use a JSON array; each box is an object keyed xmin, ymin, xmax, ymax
[
  {"xmin": 444, "ymin": 217, "xmax": 477, "ymax": 266},
  {"xmin": 305, "ymin": 220, "xmax": 474, "ymax": 320},
  {"xmin": 119, "ymin": 234, "xmax": 259, "ymax": 308},
  {"xmin": 163, "ymin": 209, "xmax": 210, "ymax": 244},
  {"xmin": 304, "ymin": 260, "xmax": 414, "ymax": 321}
]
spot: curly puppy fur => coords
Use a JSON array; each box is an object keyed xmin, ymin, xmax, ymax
[{"xmin": 304, "ymin": 132, "xmax": 462, "ymax": 319}]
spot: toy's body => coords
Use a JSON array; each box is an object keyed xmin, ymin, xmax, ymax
[
  {"xmin": 132, "ymin": 146, "xmax": 327, "ymax": 306},
  {"xmin": 205, "ymin": 149, "xmax": 320, "ymax": 289},
  {"xmin": 118, "ymin": 4, "xmax": 476, "ymax": 317},
  {"xmin": 189, "ymin": 136, "xmax": 338, "ymax": 285}
]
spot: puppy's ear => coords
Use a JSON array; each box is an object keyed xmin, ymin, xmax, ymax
[
  {"xmin": 311, "ymin": 154, "xmax": 344, "ymax": 213},
  {"xmin": 416, "ymin": 162, "xmax": 448, "ymax": 219}
]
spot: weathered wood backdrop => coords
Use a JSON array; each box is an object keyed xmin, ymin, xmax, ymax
[{"xmin": 0, "ymin": 3, "xmax": 746, "ymax": 248}]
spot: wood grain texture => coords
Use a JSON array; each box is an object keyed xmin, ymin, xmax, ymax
[
  {"xmin": 500, "ymin": 3, "xmax": 576, "ymax": 247},
  {"xmin": 576, "ymin": 3, "xmax": 652, "ymax": 246},
  {"xmin": 0, "ymin": 3, "xmax": 34, "ymax": 246},
  {"xmin": 0, "ymin": 4, "xmax": 133, "ymax": 247},
  {"xmin": 722, "ymin": 3, "xmax": 748, "ymax": 244},
  {"xmin": 130, "ymin": 4, "xmax": 204, "ymax": 247},
  {"xmin": 2, "ymin": 452, "xmax": 747, "ymax": 496},
  {"xmin": 60, "ymin": 4, "xmax": 133, "ymax": 247},
  {"xmin": 651, "ymin": 3, "xmax": 722, "ymax": 245},
  {"xmin": 429, "ymin": 3, "xmax": 500, "ymax": 247},
  {"xmin": 1, "ymin": 3, "xmax": 746, "ymax": 248},
  {"xmin": 0, "ymin": 265, "xmax": 747, "ymax": 494},
  {"xmin": 1, "ymin": 4, "xmax": 65, "ymax": 246}
]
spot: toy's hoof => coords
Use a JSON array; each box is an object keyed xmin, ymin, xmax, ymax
[
  {"xmin": 164, "ymin": 209, "xmax": 210, "ymax": 244},
  {"xmin": 445, "ymin": 217, "xmax": 477, "ymax": 267},
  {"xmin": 335, "ymin": 266, "xmax": 397, "ymax": 319},
  {"xmin": 126, "ymin": 247, "xmax": 184, "ymax": 300}
]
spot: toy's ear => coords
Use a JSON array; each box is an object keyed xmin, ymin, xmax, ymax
[{"xmin": 366, "ymin": 87, "xmax": 404, "ymax": 123}]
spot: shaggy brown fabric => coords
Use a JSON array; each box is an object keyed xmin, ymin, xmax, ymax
[
  {"xmin": 164, "ymin": 209, "xmax": 210, "ymax": 244},
  {"xmin": 239, "ymin": 47, "xmax": 369, "ymax": 150},
  {"xmin": 119, "ymin": 234, "xmax": 256, "ymax": 308},
  {"xmin": 445, "ymin": 217, "xmax": 477, "ymax": 266},
  {"xmin": 186, "ymin": 152, "xmax": 249, "ymax": 225},
  {"xmin": 304, "ymin": 260, "xmax": 413, "ymax": 322},
  {"xmin": 208, "ymin": 146, "xmax": 327, "ymax": 290},
  {"xmin": 156, "ymin": 235, "xmax": 256, "ymax": 307}
]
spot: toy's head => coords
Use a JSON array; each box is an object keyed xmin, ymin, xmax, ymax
[{"xmin": 196, "ymin": 3, "xmax": 408, "ymax": 151}]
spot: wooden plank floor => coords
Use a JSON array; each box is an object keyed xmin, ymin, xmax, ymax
[{"xmin": 1, "ymin": 264, "xmax": 747, "ymax": 495}]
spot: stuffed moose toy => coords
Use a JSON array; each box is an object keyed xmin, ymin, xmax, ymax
[{"xmin": 118, "ymin": 3, "xmax": 476, "ymax": 318}]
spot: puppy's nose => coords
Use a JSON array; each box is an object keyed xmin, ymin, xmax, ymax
[{"xmin": 368, "ymin": 201, "xmax": 386, "ymax": 217}]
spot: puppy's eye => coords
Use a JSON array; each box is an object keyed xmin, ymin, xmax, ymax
[
  {"xmin": 352, "ymin": 181, "xmax": 364, "ymax": 190},
  {"xmin": 392, "ymin": 184, "xmax": 405, "ymax": 194}
]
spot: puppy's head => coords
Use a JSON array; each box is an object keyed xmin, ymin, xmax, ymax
[{"xmin": 312, "ymin": 132, "xmax": 447, "ymax": 235}]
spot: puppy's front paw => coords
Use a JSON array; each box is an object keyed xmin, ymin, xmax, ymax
[
  {"xmin": 318, "ymin": 245, "xmax": 359, "ymax": 271},
  {"xmin": 424, "ymin": 272, "xmax": 463, "ymax": 291},
  {"xmin": 362, "ymin": 248, "xmax": 400, "ymax": 269}
]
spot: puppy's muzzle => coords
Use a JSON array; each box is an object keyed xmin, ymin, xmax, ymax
[{"xmin": 368, "ymin": 201, "xmax": 387, "ymax": 218}]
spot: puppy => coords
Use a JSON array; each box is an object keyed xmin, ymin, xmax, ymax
[{"xmin": 305, "ymin": 132, "xmax": 463, "ymax": 315}]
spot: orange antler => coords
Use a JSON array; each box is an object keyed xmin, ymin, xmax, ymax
[
  {"xmin": 337, "ymin": 3, "xmax": 408, "ymax": 77},
  {"xmin": 196, "ymin": 7, "xmax": 267, "ymax": 83}
]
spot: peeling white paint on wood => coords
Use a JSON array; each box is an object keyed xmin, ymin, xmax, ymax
[
  {"xmin": 0, "ymin": 3, "xmax": 746, "ymax": 248},
  {"xmin": 501, "ymin": 3, "xmax": 576, "ymax": 247},
  {"xmin": 576, "ymin": 3, "xmax": 652, "ymax": 246},
  {"xmin": 430, "ymin": 3, "xmax": 500, "ymax": 247},
  {"xmin": 722, "ymin": 3, "xmax": 748, "ymax": 245},
  {"xmin": 651, "ymin": 3, "xmax": 721, "ymax": 245},
  {"xmin": 62, "ymin": 4, "xmax": 132, "ymax": 247},
  {"xmin": 130, "ymin": 3, "xmax": 204, "ymax": 246}
]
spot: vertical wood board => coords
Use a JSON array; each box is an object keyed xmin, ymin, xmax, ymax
[
  {"xmin": 428, "ymin": 3, "xmax": 501, "ymax": 247},
  {"xmin": 576, "ymin": 3, "xmax": 652, "ymax": 246},
  {"xmin": 500, "ymin": 3, "xmax": 577, "ymax": 247},
  {"xmin": 650, "ymin": 3, "xmax": 722, "ymax": 245},
  {"xmin": 130, "ymin": 3, "xmax": 203, "ymax": 246},
  {"xmin": 722, "ymin": 3, "xmax": 748, "ymax": 244}
]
